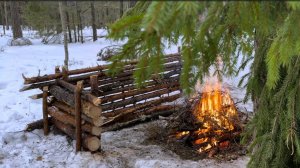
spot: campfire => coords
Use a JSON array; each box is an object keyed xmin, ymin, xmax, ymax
[{"xmin": 174, "ymin": 78, "xmax": 241, "ymax": 156}]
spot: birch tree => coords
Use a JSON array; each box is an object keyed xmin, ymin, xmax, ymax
[{"xmin": 59, "ymin": 1, "xmax": 69, "ymax": 70}]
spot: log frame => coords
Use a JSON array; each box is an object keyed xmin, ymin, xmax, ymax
[
  {"xmin": 43, "ymin": 86, "xmax": 49, "ymax": 135},
  {"xmin": 75, "ymin": 81, "xmax": 83, "ymax": 152}
]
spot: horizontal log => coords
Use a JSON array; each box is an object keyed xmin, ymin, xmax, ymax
[
  {"xmin": 101, "ymin": 86, "xmax": 180, "ymax": 111},
  {"xmin": 94, "ymin": 59, "xmax": 181, "ymax": 84},
  {"xmin": 29, "ymin": 93, "xmax": 43, "ymax": 99},
  {"xmin": 23, "ymin": 53, "xmax": 181, "ymax": 84},
  {"xmin": 102, "ymin": 108, "xmax": 179, "ymax": 132},
  {"xmin": 53, "ymin": 119, "xmax": 100, "ymax": 152},
  {"xmin": 20, "ymin": 61, "xmax": 181, "ymax": 92},
  {"xmin": 48, "ymin": 106, "xmax": 101, "ymax": 136},
  {"xmin": 52, "ymin": 101, "xmax": 102, "ymax": 127},
  {"xmin": 103, "ymin": 93, "xmax": 182, "ymax": 118},
  {"xmin": 97, "ymin": 76, "xmax": 180, "ymax": 97},
  {"xmin": 97, "ymin": 68, "xmax": 181, "ymax": 96},
  {"xmin": 25, "ymin": 117, "xmax": 53, "ymax": 132},
  {"xmin": 102, "ymin": 105, "xmax": 176, "ymax": 126},
  {"xmin": 101, "ymin": 82, "xmax": 180, "ymax": 104},
  {"xmin": 56, "ymin": 79, "xmax": 101, "ymax": 106},
  {"xmin": 49, "ymin": 85, "xmax": 101, "ymax": 119}
]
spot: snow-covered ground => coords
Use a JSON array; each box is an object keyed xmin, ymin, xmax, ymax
[{"xmin": 0, "ymin": 28, "xmax": 250, "ymax": 167}]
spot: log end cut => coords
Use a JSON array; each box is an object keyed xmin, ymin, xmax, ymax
[{"xmin": 84, "ymin": 136, "xmax": 101, "ymax": 152}]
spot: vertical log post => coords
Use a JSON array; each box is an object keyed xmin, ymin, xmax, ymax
[
  {"xmin": 55, "ymin": 66, "xmax": 61, "ymax": 74},
  {"xmin": 42, "ymin": 86, "xmax": 49, "ymax": 135},
  {"xmin": 90, "ymin": 75, "xmax": 98, "ymax": 94},
  {"xmin": 62, "ymin": 66, "xmax": 68, "ymax": 80},
  {"xmin": 75, "ymin": 81, "xmax": 83, "ymax": 152}
]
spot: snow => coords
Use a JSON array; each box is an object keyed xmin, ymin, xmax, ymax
[{"xmin": 0, "ymin": 27, "xmax": 249, "ymax": 167}]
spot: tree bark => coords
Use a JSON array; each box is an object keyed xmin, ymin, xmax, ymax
[
  {"xmin": 43, "ymin": 86, "xmax": 49, "ymax": 135},
  {"xmin": 75, "ymin": 2, "xmax": 83, "ymax": 43},
  {"xmin": 72, "ymin": 13, "xmax": 77, "ymax": 43},
  {"xmin": 49, "ymin": 85, "xmax": 101, "ymax": 119},
  {"xmin": 56, "ymin": 79, "xmax": 101, "ymax": 106},
  {"xmin": 48, "ymin": 106, "xmax": 101, "ymax": 136},
  {"xmin": 1, "ymin": 2, "xmax": 5, "ymax": 35},
  {"xmin": 91, "ymin": 2, "xmax": 97, "ymax": 42},
  {"xmin": 22, "ymin": 53, "xmax": 180, "ymax": 84},
  {"xmin": 101, "ymin": 86, "xmax": 180, "ymax": 111},
  {"xmin": 102, "ymin": 108, "xmax": 178, "ymax": 132},
  {"xmin": 25, "ymin": 118, "xmax": 53, "ymax": 132},
  {"xmin": 101, "ymin": 82, "xmax": 179, "ymax": 104},
  {"xmin": 52, "ymin": 101, "xmax": 102, "ymax": 127},
  {"xmin": 4, "ymin": 1, "xmax": 8, "ymax": 30},
  {"xmin": 59, "ymin": 1, "xmax": 69, "ymax": 70},
  {"xmin": 120, "ymin": 0, "xmax": 123, "ymax": 18},
  {"xmin": 75, "ymin": 81, "xmax": 83, "ymax": 152},
  {"xmin": 10, "ymin": 1, "xmax": 22, "ymax": 39},
  {"xmin": 66, "ymin": 11, "xmax": 72, "ymax": 43}
]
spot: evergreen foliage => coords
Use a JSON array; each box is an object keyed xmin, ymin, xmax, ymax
[
  {"xmin": 107, "ymin": 1, "xmax": 300, "ymax": 167},
  {"xmin": 23, "ymin": 2, "xmax": 61, "ymax": 36}
]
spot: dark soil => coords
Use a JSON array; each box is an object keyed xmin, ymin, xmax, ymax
[{"xmin": 142, "ymin": 111, "xmax": 249, "ymax": 162}]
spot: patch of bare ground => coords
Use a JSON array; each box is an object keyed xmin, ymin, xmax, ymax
[{"xmin": 142, "ymin": 111, "xmax": 248, "ymax": 162}]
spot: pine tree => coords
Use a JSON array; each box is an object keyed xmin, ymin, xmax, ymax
[
  {"xmin": 11, "ymin": 1, "xmax": 22, "ymax": 39},
  {"xmin": 107, "ymin": 1, "xmax": 300, "ymax": 167}
]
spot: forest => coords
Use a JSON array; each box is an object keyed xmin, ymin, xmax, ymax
[{"xmin": 0, "ymin": 1, "xmax": 299, "ymax": 168}]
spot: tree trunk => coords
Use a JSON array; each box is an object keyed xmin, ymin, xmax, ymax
[
  {"xmin": 72, "ymin": 13, "xmax": 77, "ymax": 43},
  {"xmin": 10, "ymin": 1, "xmax": 22, "ymax": 39},
  {"xmin": 66, "ymin": 11, "xmax": 72, "ymax": 43},
  {"xmin": 4, "ymin": 1, "xmax": 8, "ymax": 30},
  {"xmin": 59, "ymin": 1, "xmax": 69, "ymax": 70},
  {"xmin": 76, "ymin": 2, "xmax": 83, "ymax": 43},
  {"xmin": 0, "ymin": 2, "xmax": 5, "ymax": 35},
  {"xmin": 90, "ymin": 2, "xmax": 97, "ymax": 42},
  {"xmin": 120, "ymin": 0, "xmax": 123, "ymax": 18}
]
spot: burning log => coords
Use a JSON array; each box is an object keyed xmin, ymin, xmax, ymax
[
  {"xmin": 52, "ymin": 119, "xmax": 100, "ymax": 152},
  {"xmin": 49, "ymin": 85, "xmax": 101, "ymax": 119},
  {"xmin": 48, "ymin": 106, "xmax": 101, "ymax": 136}
]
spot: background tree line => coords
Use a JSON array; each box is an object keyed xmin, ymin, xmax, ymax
[{"xmin": 0, "ymin": 1, "xmax": 136, "ymax": 42}]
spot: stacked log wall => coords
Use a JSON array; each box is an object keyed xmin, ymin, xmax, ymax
[{"xmin": 20, "ymin": 53, "xmax": 183, "ymax": 152}]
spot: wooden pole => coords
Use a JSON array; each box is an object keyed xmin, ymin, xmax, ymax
[
  {"xmin": 22, "ymin": 54, "xmax": 180, "ymax": 85},
  {"xmin": 43, "ymin": 86, "xmax": 49, "ymax": 135},
  {"xmin": 75, "ymin": 81, "xmax": 83, "ymax": 152},
  {"xmin": 90, "ymin": 75, "xmax": 98, "ymax": 94}
]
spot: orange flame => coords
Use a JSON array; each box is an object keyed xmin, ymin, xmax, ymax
[
  {"xmin": 191, "ymin": 78, "xmax": 238, "ymax": 153},
  {"xmin": 193, "ymin": 79, "xmax": 237, "ymax": 132}
]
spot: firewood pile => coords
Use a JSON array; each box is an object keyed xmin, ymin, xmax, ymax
[{"xmin": 20, "ymin": 53, "xmax": 183, "ymax": 152}]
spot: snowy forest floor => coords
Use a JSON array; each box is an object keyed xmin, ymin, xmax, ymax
[{"xmin": 0, "ymin": 28, "xmax": 251, "ymax": 167}]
